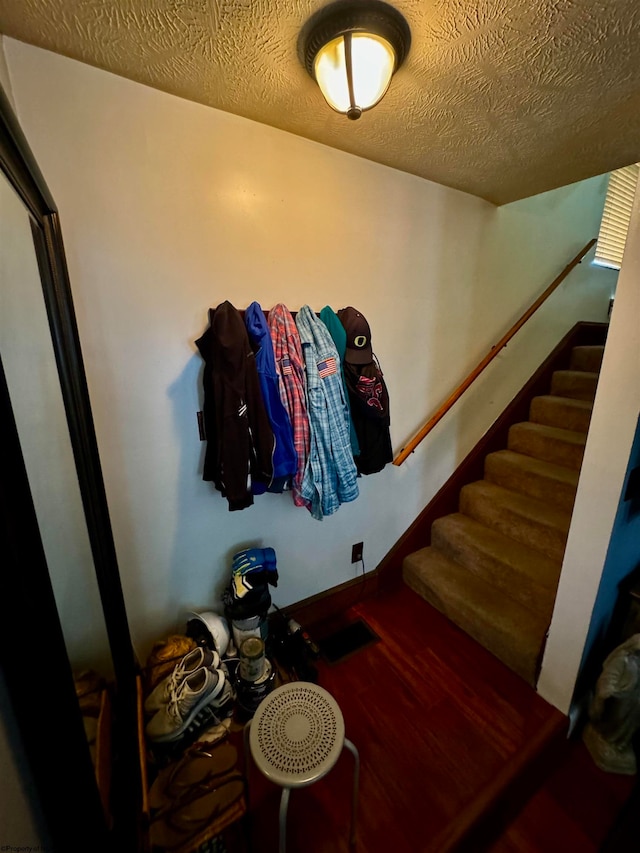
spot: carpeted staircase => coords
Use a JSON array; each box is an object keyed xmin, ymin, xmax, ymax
[{"xmin": 403, "ymin": 343, "xmax": 605, "ymax": 686}]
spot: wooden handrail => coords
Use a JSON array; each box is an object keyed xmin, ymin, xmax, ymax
[{"xmin": 393, "ymin": 237, "xmax": 597, "ymax": 466}]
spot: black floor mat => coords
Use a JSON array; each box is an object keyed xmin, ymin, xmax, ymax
[{"xmin": 318, "ymin": 618, "xmax": 380, "ymax": 664}]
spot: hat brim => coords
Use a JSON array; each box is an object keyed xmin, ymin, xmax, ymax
[{"xmin": 345, "ymin": 347, "xmax": 373, "ymax": 365}]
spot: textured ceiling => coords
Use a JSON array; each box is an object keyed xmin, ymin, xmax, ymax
[{"xmin": 2, "ymin": 0, "xmax": 640, "ymax": 204}]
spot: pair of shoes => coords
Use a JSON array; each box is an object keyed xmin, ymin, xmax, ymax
[
  {"xmin": 149, "ymin": 741, "xmax": 239, "ymax": 811},
  {"xmin": 150, "ymin": 771, "xmax": 246, "ymax": 850},
  {"xmin": 145, "ymin": 646, "xmax": 220, "ymax": 714},
  {"xmin": 146, "ymin": 664, "xmax": 234, "ymax": 744}
]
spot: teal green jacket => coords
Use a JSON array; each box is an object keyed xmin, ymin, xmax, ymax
[{"xmin": 319, "ymin": 305, "xmax": 361, "ymax": 458}]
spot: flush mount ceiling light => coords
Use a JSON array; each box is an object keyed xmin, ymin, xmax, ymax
[{"xmin": 299, "ymin": 0, "xmax": 411, "ymax": 120}]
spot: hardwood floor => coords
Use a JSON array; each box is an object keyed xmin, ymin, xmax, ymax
[
  {"xmin": 236, "ymin": 584, "xmax": 634, "ymax": 852},
  {"xmin": 488, "ymin": 737, "xmax": 636, "ymax": 853}
]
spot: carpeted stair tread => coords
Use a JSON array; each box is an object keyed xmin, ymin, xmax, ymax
[
  {"xmin": 484, "ymin": 449, "xmax": 579, "ymax": 512},
  {"xmin": 569, "ymin": 345, "xmax": 605, "ymax": 373},
  {"xmin": 550, "ymin": 369, "xmax": 598, "ymax": 402},
  {"xmin": 402, "ymin": 332, "xmax": 606, "ymax": 688},
  {"xmin": 403, "ymin": 547, "xmax": 548, "ymax": 685},
  {"xmin": 459, "ymin": 480, "xmax": 571, "ymax": 562},
  {"xmin": 507, "ymin": 421, "xmax": 586, "ymax": 471},
  {"xmin": 529, "ymin": 395, "xmax": 593, "ymax": 432},
  {"xmin": 431, "ymin": 513, "xmax": 561, "ymax": 616}
]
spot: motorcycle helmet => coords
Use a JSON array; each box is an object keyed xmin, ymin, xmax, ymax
[{"xmin": 186, "ymin": 611, "xmax": 231, "ymax": 657}]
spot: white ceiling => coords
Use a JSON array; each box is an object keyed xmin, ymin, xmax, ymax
[{"xmin": 2, "ymin": 0, "xmax": 640, "ymax": 204}]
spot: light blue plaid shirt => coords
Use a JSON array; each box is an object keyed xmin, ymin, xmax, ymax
[{"xmin": 296, "ymin": 305, "xmax": 359, "ymax": 519}]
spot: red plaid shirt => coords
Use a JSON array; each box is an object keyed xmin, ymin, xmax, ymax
[{"xmin": 268, "ymin": 304, "xmax": 311, "ymax": 508}]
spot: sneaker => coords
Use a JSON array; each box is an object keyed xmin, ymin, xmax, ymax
[
  {"xmin": 181, "ymin": 677, "xmax": 237, "ymax": 740},
  {"xmin": 145, "ymin": 647, "xmax": 220, "ymax": 715},
  {"xmin": 146, "ymin": 668, "xmax": 228, "ymax": 743}
]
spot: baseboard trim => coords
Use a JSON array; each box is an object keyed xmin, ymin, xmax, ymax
[{"xmin": 280, "ymin": 568, "xmax": 381, "ymax": 631}]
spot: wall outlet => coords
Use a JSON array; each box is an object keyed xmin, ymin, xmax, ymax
[{"xmin": 351, "ymin": 542, "xmax": 364, "ymax": 564}]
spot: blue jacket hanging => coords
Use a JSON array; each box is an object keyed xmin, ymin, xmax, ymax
[{"xmin": 245, "ymin": 301, "xmax": 298, "ymax": 493}]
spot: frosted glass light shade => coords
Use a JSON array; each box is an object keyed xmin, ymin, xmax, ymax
[
  {"xmin": 314, "ymin": 33, "xmax": 396, "ymax": 117},
  {"xmin": 300, "ymin": 1, "xmax": 411, "ymax": 121}
]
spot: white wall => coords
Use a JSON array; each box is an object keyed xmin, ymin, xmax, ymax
[
  {"xmin": 537, "ymin": 183, "xmax": 640, "ymax": 714},
  {"xmin": 447, "ymin": 175, "xmax": 617, "ymax": 460},
  {"xmin": 5, "ymin": 39, "xmax": 613, "ymax": 671}
]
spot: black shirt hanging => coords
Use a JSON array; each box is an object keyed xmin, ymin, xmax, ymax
[{"xmin": 343, "ymin": 358, "xmax": 393, "ymax": 475}]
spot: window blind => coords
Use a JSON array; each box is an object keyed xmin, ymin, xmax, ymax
[{"xmin": 594, "ymin": 163, "xmax": 640, "ymax": 270}]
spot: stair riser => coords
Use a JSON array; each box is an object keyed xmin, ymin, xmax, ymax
[
  {"xmin": 569, "ymin": 346, "xmax": 604, "ymax": 373},
  {"xmin": 459, "ymin": 488, "xmax": 568, "ymax": 563},
  {"xmin": 550, "ymin": 371, "xmax": 598, "ymax": 402},
  {"xmin": 431, "ymin": 520, "xmax": 555, "ymax": 616},
  {"xmin": 529, "ymin": 397, "xmax": 593, "ymax": 432},
  {"xmin": 484, "ymin": 455, "xmax": 577, "ymax": 512},
  {"xmin": 403, "ymin": 561, "xmax": 540, "ymax": 684},
  {"xmin": 507, "ymin": 427, "xmax": 585, "ymax": 472}
]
